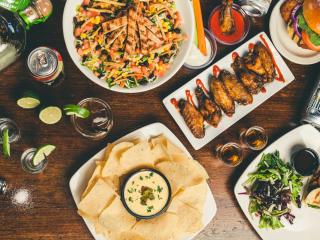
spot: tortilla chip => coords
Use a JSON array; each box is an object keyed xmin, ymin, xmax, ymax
[
  {"xmin": 81, "ymin": 161, "xmax": 103, "ymax": 200},
  {"xmin": 119, "ymin": 141, "xmax": 155, "ymax": 173},
  {"xmin": 102, "ymin": 142, "xmax": 134, "ymax": 178},
  {"xmin": 111, "ymin": 231, "xmax": 146, "ymax": 240},
  {"xmin": 99, "ymin": 196, "xmax": 136, "ymax": 233},
  {"xmin": 132, "ymin": 213, "xmax": 179, "ymax": 240},
  {"xmin": 155, "ymin": 159, "xmax": 208, "ymax": 195},
  {"xmin": 167, "ymin": 198, "xmax": 203, "ymax": 234},
  {"xmin": 150, "ymin": 135, "xmax": 185, "ymax": 156},
  {"xmin": 175, "ymin": 181, "xmax": 207, "ymax": 212},
  {"xmin": 78, "ymin": 178, "xmax": 116, "ymax": 219},
  {"xmin": 149, "ymin": 142, "xmax": 172, "ymax": 164}
]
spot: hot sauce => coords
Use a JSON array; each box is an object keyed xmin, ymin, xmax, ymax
[
  {"xmin": 185, "ymin": 90, "xmax": 196, "ymax": 106},
  {"xmin": 196, "ymin": 79, "xmax": 209, "ymax": 95},
  {"xmin": 213, "ymin": 65, "xmax": 220, "ymax": 77},
  {"xmin": 259, "ymin": 34, "xmax": 285, "ymax": 83},
  {"xmin": 170, "ymin": 98, "xmax": 179, "ymax": 109},
  {"xmin": 209, "ymin": 8, "xmax": 245, "ymax": 44},
  {"xmin": 248, "ymin": 43, "xmax": 255, "ymax": 51},
  {"xmin": 261, "ymin": 87, "xmax": 266, "ymax": 93},
  {"xmin": 232, "ymin": 52, "xmax": 239, "ymax": 60}
]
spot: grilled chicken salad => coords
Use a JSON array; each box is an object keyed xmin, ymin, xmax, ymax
[{"xmin": 73, "ymin": 0, "xmax": 185, "ymax": 89}]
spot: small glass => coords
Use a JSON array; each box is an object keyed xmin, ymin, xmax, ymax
[
  {"xmin": 71, "ymin": 98, "xmax": 113, "ymax": 140},
  {"xmin": 21, "ymin": 148, "xmax": 48, "ymax": 174},
  {"xmin": 0, "ymin": 177, "xmax": 7, "ymax": 195},
  {"xmin": 240, "ymin": 126, "xmax": 268, "ymax": 150},
  {"xmin": 0, "ymin": 118, "xmax": 21, "ymax": 144},
  {"xmin": 216, "ymin": 142, "xmax": 244, "ymax": 167},
  {"xmin": 238, "ymin": 0, "xmax": 272, "ymax": 17}
]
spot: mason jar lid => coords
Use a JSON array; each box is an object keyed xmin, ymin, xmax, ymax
[{"xmin": 27, "ymin": 47, "xmax": 58, "ymax": 77}]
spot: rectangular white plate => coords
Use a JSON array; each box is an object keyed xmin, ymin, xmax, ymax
[
  {"xmin": 163, "ymin": 32, "xmax": 295, "ymax": 150},
  {"xmin": 234, "ymin": 124, "xmax": 320, "ymax": 240},
  {"xmin": 69, "ymin": 122, "xmax": 217, "ymax": 240}
]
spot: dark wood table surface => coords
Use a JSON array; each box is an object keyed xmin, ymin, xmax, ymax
[{"xmin": 0, "ymin": 0, "xmax": 319, "ymax": 239}]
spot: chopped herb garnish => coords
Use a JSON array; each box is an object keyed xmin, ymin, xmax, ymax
[
  {"xmin": 139, "ymin": 176, "xmax": 143, "ymax": 181},
  {"xmin": 157, "ymin": 185, "xmax": 163, "ymax": 193},
  {"xmin": 149, "ymin": 172, "xmax": 154, "ymax": 177},
  {"xmin": 140, "ymin": 186, "xmax": 155, "ymax": 205},
  {"xmin": 128, "ymin": 197, "xmax": 133, "ymax": 203},
  {"xmin": 147, "ymin": 206, "xmax": 154, "ymax": 212}
]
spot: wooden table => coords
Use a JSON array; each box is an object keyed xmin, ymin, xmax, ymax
[{"xmin": 0, "ymin": 0, "xmax": 319, "ymax": 239}]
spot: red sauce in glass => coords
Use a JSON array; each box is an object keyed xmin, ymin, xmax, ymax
[
  {"xmin": 213, "ymin": 65, "xmax": 220, "ymax": 77},
  {"xmin": 259, "ymin": 34, "xmax": 285, "ymax": 83},
  {"xmin": 196, "ymin": 79, "xmax": 209, "ymax": 95},
  {"xmin": 209, "ymin": 8, "xmax": 245, "ymax": 44},
  {"xmin": 261, "ymin": 87, "xmax": 266, "ymax": 93},
  {"xmin": 232, "ymin": 52, "xmax": 239, "ymax": 60},
  {"xmin": 170, "ymin": 98, "xmax": 179, "ymax": 109},
  {"xmin": 185, "ymin": 90, "xmax": 196, "ymax": 106}
]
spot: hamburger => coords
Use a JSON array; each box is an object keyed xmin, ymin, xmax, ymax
[{"xmin": 280, "ymin": 0, "xmax": 320, "ymax": 51}]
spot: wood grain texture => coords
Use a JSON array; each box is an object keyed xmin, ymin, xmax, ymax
[{"xmin": 0, "ymin": 0, "xmax": 319, "ymax": 239}]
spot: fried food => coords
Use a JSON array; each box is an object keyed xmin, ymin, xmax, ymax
[
  {"xmin": 254, "ymin": 42, "xmax": 276, "ymax": 82},
  {"xmin": 219, "ymin": 70, "xmax": 253, "ymax": 105},
  {"xmin": 231, "ymin": 55, "xmax": 263, "ymax": 94},
  {"xmin": 243, "ymin": 51, "xmax": 268, "ymax": 82},
  {"xmin": 219, "ymin": 0, "xmax": 235, "ymax": 34},
  {"xmin": 280, "ymin": 0, "xmax": 300, "ymax": 23},
  {"xmin": 178, "ymin": 99, "xmax": 205, "ymax": 139},
  {"xmin": 209, "ymin": 75, "xmax": 235, "ymax": 116},
  {"xmin": 195, "ymin": 86, "xmax": 222, "ymax": 127}
]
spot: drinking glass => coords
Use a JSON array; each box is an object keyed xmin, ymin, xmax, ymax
[
  {"xmin": 216, "ymin": 142, "xmax": 244, "ymax": 167},
  {"xmin": 240, "ymin": 126, "xmax": 268, "ymax": 151},
  {"xmin": 71, "ymin": 98, "xmax": 113, "ymax": 140},
  {"xmin": 0, "ymin": 118, "xmax": 20, "ymax": 144},
  {"xmin": 21, "ymin": 148, "xmax": 48, "ymax": 174}
]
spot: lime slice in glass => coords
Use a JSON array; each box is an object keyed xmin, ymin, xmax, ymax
[
  {"xmin": 17, "ymin": 90, "xmax": 41, "ymax": 109},
  {"xmin": 2, "ymin": 129, "xmax": 10, "ymax": 157},
  {"xmin": 63, "ymin": 104, "xmax": 90, "ymax": 118},
  {"xmin": 39, "ymin": 106, "xmax": 62, "ymax": 125},
  {"xmin": 32, "ymin": 144, "xmax": 56, "ymax": 166}
]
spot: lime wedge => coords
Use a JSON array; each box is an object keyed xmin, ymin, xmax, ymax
[
  {"xmin": 17, "ymin": 90, "xmax": 41, "ymax": 109},
  {"xmin": 63, "ymin": 104, "xmax": 90, "ymax": 118},
  {"xmin": 32, "ymin": 144, "xmax": 56, "ymax": 166},
  {"xmin": 2, "ymin": 129, "xmax": 10, "ymax": 157},
  {"xmin": 39, "ymin": 106, "xmax": 62, "ymax": 125}
]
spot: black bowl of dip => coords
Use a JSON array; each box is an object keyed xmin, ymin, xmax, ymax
[
  {"xmin": 120, "ymin": 168, "xmax": 172, "ymax": 219},
  {"xmin": 291, "ymin": 148, "xmax": 320, "ymax": 176}
]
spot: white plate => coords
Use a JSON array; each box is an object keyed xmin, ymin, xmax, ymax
[
  {"xmin": 163, "ymin": 32, "xmax": 295, "ymax": 150},
  {"xmin": 269, "ymin": 0, "xmax": 320, "ymax": 65},
  {"xmin": 69, "ymin": 122, "xmax": 217, "ymax": 240},
  {"xmin": 234, "ymin": 124, "xmax": 320, "ymax": 240},
  {"xmin": 62, "ymin": 0, "xmax": 194, "ymax": 93}
]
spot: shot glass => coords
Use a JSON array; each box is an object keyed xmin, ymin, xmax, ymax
[
  {"xmin": 216, "ymin": 142, "xmax": 244, "ymax": 167},
  {"xmin": 21, "ymin": 148, "xmax": 48, "ymax": 174},
  {"xmin": 240, "ymin": 126, "xmax": 268, "ymax": 151}
]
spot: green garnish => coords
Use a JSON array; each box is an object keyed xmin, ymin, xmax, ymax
[
  {"xmin": 140, "ymin": 186, "xmax": 155, "ymax": 205},
  {"xmin": 2, "ymin": 129, "xmax": 10, "ymax": 157},
  {"xmin": 157, "ymin": 186, "xmax": 163, "ymax": 193},
  {"xmin": 128, "ymin": 197, "xmax": 133, "ymax": 203},
  {"xmin": 298, "ymin": 13, "xmax": 320, "ymax": 46},
  {"xmin": 139, "ymin": 176, "xmax": 143, "ymax": 181},
  {"xmin": 146, "ymin": 206, "xmax": 154, "ymax": 213}
]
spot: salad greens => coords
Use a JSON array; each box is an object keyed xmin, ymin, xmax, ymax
[
  {"xmin": 243, "ymin": 151, "xmax": 303, "ymax": 230},
  {"xmin": 298, "ymin": 13, "xmax": 320, "ymax": 46}
]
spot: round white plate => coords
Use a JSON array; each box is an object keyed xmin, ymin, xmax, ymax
[
  {"xmin": 63, "ymin": 0, "xmax": 194, "ymax": 93},
  {"xmin": 269, "ymin": 0, "xmax": 320, "ymax": 65}
]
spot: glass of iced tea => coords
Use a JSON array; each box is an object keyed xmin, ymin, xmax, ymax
[
  {"xmin": 216, "ymin": 142, "xmax": 244, "ymax": 167},
  {"xmin": 240, "ymin": 126, "xmax": 268, "ymax": 151}
]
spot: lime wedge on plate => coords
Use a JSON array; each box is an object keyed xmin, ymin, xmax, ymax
[
  {"xmin": 2, "ymin": 129, "xmax": 10, "ymax": 157},
  {"xmin": 39, "ymin": 106, "xmax": 62, "ymax": 124},
  {"xmin": 63, "ymin": 104, "xmax": 90, "ymax": 118},
  {"xmin": 17, "ymin": 90, "xmax": 41, "ymax": 109},
  {"xmin": 32, "ymin": 144, "xmax": 56, "ymax": 166}
]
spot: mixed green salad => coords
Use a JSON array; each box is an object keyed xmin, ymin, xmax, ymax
[{"xmin": 243, "ymin": 151, "xmax": 303, "ymax": 230}]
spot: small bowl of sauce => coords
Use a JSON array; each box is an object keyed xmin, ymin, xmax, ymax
[
  {"xmin": 291, "ymin": 148, "xmax": 320, "ymax": 176},
  {"xmin": 208, "ymin": 4, "xmax": 250, "ymax": 45},
  {"xmin": 121, "ymin": 168, "xmax": 171, "ymax": 219},
  {"xmin": 184, "ymin": 29, "xmax": 217, "ymax": 70}
]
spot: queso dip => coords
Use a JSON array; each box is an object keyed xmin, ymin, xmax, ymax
[{"xmin": 123, "ymin": 170, "xmax": 170, "ymax": 217}]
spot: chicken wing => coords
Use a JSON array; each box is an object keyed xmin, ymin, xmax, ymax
[
  {"xmin": 220, "ymin": 70, "xmax": 253, "ymax": 105},
  {"xmin": 195, "ymin": 86, "xmax": 222, "ymax": 127},
  {"xmin": 209, "ymin": 75, "xmax": 235, "ymax": 116},
  {"xmin": 243, "ymin": 51, "xmax": 268, "ymax": 82},
  {"xmin": 254, "ymin": 42, "xmax": 276, "ymax": 82},
  {"xmin": 231, "ymin": 55, "xmax": 263, "ymax": 94},
  {"xmin": 219, "ymin": 0, "xmax": 235, "ymax": 34},
  {"xmin": 178, "ymin": 99, "xmax": 205, "ymax": 139}
]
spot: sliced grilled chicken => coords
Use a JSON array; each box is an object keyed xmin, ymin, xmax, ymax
[
  {"xmin": 195, "ymin": 86, "xmax": 222, "ymax": 127},
  {"xmin": 178, "ymin": 99, "xmax": 205, "ymax": 139},
  {"xmin": 111, "ymin": 28, "xmax": 127, "ymax": 51},
  {"xmin": 125, "ymin": 7, "xmax": 138, "ymax": 56},
  {"xmin": 102, "ymin": 16, "xmax": 127, "ymax": 33}
]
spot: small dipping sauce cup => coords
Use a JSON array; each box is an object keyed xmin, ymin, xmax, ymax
[
  {"xmin": 184, "ymin": 29, "xmax": 217, "ymax": 69},
  {"xmin": 291, "ymin": 148, "xmax": 319, "ymax": 176},
  {"xmin": 208, "ymin": 4, "xmax": 250, "ymax": 45}
]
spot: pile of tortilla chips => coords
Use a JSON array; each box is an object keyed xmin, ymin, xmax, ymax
[{"xmin": 78, "ymin": 135, "xmax": 209, "ymax": 240}]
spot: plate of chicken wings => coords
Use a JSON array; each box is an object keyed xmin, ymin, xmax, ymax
[{"xmin": 163, "ymin": 32, "xmax": 295, "ymax": 150}]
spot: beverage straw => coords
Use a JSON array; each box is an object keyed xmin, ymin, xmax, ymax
[{"xmin": 193, "ymin": 0, "xmax": 207, "ymax": 56}]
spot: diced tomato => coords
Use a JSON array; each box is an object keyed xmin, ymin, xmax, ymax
[
  {"xmin": 83, "ymin": 0, "xmax": 90, "ymax": 6},
  {"xmin": 131, "ymin": 66, "xmax": 141, "ymax": 73},
  {"xmin": 77, "ymin": 48, "xmax": 84, "ymax": 56},
  {"xmin": 84, "ymin": 23, "xmax": 93, "ymax": 32},
  {"xmin": 141, "ymin": 66, "xmax": 148, "ymax": 75},
  {"xmin": 82, "ymin": 40, "xmax": 90, "ymax": 50},
  {"xmin": 87, "ymin": 10, "xmax": 99, "ymax": 17},
  {"xmin": 301, "ymin": 31, "xmax": 320, "ymax": 52},
  {"xmin": 74, "ymin": 27, "xmax": 82, "ymax": 37},
  {"xmin": 154, "ymin": 70, "xmax": 165, "ymax": 77}
]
